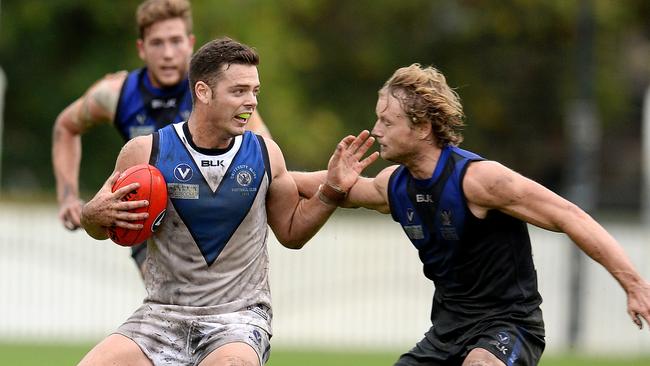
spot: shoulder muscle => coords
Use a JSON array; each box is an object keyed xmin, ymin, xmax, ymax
[{"xmin": 78, "ymin": 71, "xmax": 127, "ymax": 132}]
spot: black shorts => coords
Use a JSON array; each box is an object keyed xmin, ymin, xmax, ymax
[{"xmin": 394, "ymin": 309, "xmax": 545, "ymax": 366}]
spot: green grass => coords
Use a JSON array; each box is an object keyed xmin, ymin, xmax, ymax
[
  {"xmin": 0, "ymin": 343, "xmax": 91, "ymax": 366},
  {"xmin": 0, "ymin": 343, "xmax": 648, "ymax": 366}
]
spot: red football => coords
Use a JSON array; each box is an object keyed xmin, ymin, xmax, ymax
[{"xmin": 107, "ymin": 164, "xmax": 168, "ymax": 246}]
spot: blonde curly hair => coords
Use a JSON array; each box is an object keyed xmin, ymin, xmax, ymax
[
  {"xmin": 382, "ymin": 63, "xmax": 464, "ymax": 147},
  {"xmin": 136, "ymin": 0, "xmax": 193, "ymax": 39}
]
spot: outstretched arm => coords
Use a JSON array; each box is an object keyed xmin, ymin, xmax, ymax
[
  {"xmin": 291, "ymin": 171, "xmax": 326, "ymax": 199},
  {"xmin": 291, "ymin": 166, "xmax": 396, "ymax": 213},
  {"xmin": 80, "ymin": 135, "xmax": 151, "ymax": 240},
  {"xmin": 266, "ymin": 131, "xmax": 378, "ymax": 248},
  {"xmin": 51, "ymin": 71, "xmax": 127, "ymax": 230},
  {"xmin": 464, "ymin": 160, "xmax": 650, "ymax": 330}
]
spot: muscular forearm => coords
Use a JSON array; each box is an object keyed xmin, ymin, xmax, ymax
[
  {"xmin": 290, "ymin": 170, "xmax": 327, "ymax": 198},
  {"xmin": 274, "ymin": 187, "xmax": 340, "ymax": 249},
  {"xmin": 80, "ymin": 205, "xmax": 109, "ymax": 240},
  {"xmin": 564, "ymin": 208, "xmax": 644, "ymax": 292},
  {"xmin": 52, "ymin": 121, "xmax": 82, "ymax": 204}
]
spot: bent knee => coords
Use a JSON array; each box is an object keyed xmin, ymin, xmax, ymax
[
  {"xmin": 224, "ymin": 356, "xmax": 257, "ymax": 366},
  {"xmin": 200, "ymin": 342, "xmax": 260, "ymax": 366}
]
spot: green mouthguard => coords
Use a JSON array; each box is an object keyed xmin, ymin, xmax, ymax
[{"xmin": 237, "ymin": 113, "xmax": 251, "ymax": 119}]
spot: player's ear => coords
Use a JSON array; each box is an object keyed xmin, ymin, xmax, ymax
[
  {"xmin": 195, "ymin": 81, "xmax": 212, "ymax": 104},
  {"xmin": 136, "ymin": 38, "xmax": 146, "ymax": 61},
  {"xmin": 415, "ymin": 118, "xmax": 432, "ymax": 141},
  {"xmin": 188, "ymin": 34, "xmax": 196, "ymax": 51}
]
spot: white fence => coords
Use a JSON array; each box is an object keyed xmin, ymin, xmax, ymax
[{"xmin": 0, "ymin": 202, "xmax": 649, "ymax": 356}]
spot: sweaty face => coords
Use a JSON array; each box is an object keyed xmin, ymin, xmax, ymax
[
  {"xmin": 138, "ymin": 18, "xmax": 194, "ymax": 88},
  {"xmin": 208, "ymin": 64, "xmax": 260, "ymax": 137},
  {"xmin": 371, "ymin": 91, "xmax": 416, "ymax": 163}
]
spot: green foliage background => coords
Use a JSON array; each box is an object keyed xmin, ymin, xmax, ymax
[{"xmin": 1, "ymin": 0, "xmax": 650, "ymax": 208}]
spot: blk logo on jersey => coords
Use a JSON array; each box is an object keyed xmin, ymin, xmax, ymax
[
  {"xmin": 174, "ymin": 163, "xmax": 193, "ymax": 181},
  {"xmin": 416, "ymin": 194, "xmax": 434, "ymax": 203},
  {"xmin": 201, "ymin": 160, "xmax": 224, "ymax": 167},
  {"xmin": 151, "ymin": 98, "xmax": 177, "ymax": 109}
]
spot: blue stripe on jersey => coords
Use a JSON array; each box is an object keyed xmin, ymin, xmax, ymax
[
  {"xmin": 388, "ymin": 145, "xmax": 483, "ymax": 280},
  {"xmin": 114, "ymin": 68, "xmax": 192, "ymax": 141},
  {"xmin": 155, "ymin": 125, "xmax": 266, "ymax": 266}
]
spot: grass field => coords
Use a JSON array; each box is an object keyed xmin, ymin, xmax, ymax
[{"xmin": 1, "ymin": 343, "xmax": 649, "ymax": 366}]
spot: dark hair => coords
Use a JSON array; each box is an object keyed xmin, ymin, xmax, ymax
[
  {"xmin": 136, "ymin": 0, "xmax": 192, "ymax": 39},
  {"xmin": 188, "ymin": 37, "xmax": 259, "ymax": 103}
]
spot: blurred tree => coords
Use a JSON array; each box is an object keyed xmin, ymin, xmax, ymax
[{"xmin": 1, "ymin": 0, "xmax": 649, "ymax": 210}]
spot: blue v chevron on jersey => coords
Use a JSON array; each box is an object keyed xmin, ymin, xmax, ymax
[{"xmin": 153, "ymin": 123, "xmax": 267, "ymax": 266}]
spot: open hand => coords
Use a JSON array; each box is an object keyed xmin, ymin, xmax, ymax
[{"xmin": 326, "ymin": 130, "xmax": 379, "ymax": 192}]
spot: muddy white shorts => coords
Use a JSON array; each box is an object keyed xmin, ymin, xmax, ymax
[{"xmin": 116, "ymin": 302, "xmax": 272, "ymax": 365}]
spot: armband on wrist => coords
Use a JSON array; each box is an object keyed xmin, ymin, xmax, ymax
[{"xmin": 318, "ymin": 183, "xmax": 347, "ymax": 206}]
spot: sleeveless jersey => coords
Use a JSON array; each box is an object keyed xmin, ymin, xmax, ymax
[
  {"xmin": 146, "ymin": 122, "xmax": 272, "ymax": 325},
  {"xmin": 114, "ymin": 68, "xmax": 192, "ymax": 141},
  {"xmin": 387, "ymin": 145, "xmax": 542, "ymax": 332}
]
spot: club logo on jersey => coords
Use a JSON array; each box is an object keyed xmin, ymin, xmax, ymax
[
  {"xmin": 230, "ymin": 164, "xmax": 258, "ymax": 195},
  {"xmin": 441, "ymin": 210, "xmax": 453, "ymax": 226},
  {"xmin": 406, "ymin": 208, "xmax": 415, "ymax": 223},
  {"xmin": 440, "ymin": 209, "xmax": 460, "ymax": 241},
  {"xmin": 236, "ymin": 170, "xmax": 253, "ymax": 186},
  {"xmin": 174, "ymin": 163, "xmax": 193, "ymax": 182}
]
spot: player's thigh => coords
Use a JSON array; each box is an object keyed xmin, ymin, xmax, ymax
[
  {"xmin": 199, "ymin": 342, "xmax": 260, "ymax": 366},
  {"xmin": 77, "ymin": 333, "xmax": 151, "ymax": 366},
  {"xmin": 462, "ymin": 348, "xmax": 505, "ymax": 366}
]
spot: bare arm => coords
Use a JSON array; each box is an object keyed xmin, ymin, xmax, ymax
[
  {"xmin": 291, "ymin": 166, "xmax": 395, "ymax": 213},
  {"xmin": 464, "ymin": 160, "xmax": 650, "ymax": 330},
  {"xmin": 290, "ymin": 170, "xmax": 327, "ymax": 198},
  {"xmin": 266, "ymin": 131, "xmax": 378, "ymax": 249},
  {"xmin": 80, "ymin": 135, "xmax": 152, "ymax": 240},
  {"xmin": 51, "ymin": 71, "xmax": 127, "ymax": 230}
]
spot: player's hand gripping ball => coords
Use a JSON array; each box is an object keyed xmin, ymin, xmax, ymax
[{"xmin": 108, "ymin": 164, "xmax": 168, "ymax": 246}]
